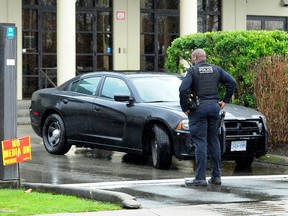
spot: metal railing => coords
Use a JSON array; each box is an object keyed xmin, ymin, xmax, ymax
[{"xmin": 35, "ymin": 67, "xmax": 57, "ymax": 89}]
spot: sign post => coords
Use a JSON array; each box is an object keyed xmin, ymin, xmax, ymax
[{"xmin": 0, "ymin": 23, "xmax": 19, "ymax": 186}]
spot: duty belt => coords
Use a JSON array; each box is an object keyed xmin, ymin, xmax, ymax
[{"xmin": 200, "ymin": 99, "xmax": 218, "ymax": 103}]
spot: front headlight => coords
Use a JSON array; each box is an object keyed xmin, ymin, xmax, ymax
[
  {"xmin": 176, "ymin": 119, "xmax": 189, "ymax": 131},
  {"xmin": 258, "ymin": 115, "xmax": 267, "ymax": 133},
  {"xmin": 256, "ymin": 122, "xmax": 263, "ymax": 133},
  {"xmin": 252, "ymin": 115, "xmax": 267, "ymax": 134}
]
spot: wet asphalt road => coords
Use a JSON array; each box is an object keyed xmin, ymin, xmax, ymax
[
  {"xmin": 17, "ymin": 125, "xmax": 288, "ymax": 213},
  {"xmin": 18, "ymin": 125, "xmax": 288, "ymax": 185}
]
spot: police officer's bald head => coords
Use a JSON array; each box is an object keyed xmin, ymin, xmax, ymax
[{"xmin": 191, "ymin": 49, "xmax": 207, "ymax": 65}]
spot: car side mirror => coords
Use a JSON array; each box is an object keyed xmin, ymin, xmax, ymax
[{"xmin": 114, "ymin": 95, "xmax": 134, "ymax": 107}]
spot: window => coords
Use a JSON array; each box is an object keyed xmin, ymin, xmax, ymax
[
  {"xmin": 22, "ymin": 0, "xmax": 113, "ymax": 99},
  {"xmin": 76, "ymin": 1, "xmax": 113, "ymax": 73},
  {"xmin": 140, "ymin": 0, "xmax": 179, "ymax": 72},
  {"xmin": 140, "ymin": 0, "xmax": 221, "ymax": 72},
  {"xmin": 198, "ymin": 0, "xmax": 221, "ymax": 32},
  {"xmin": 100, "ymin": 77, "xmax": 130, "ymax": 99},
  {"xmin": 22, "ymin": 1, "xmax": 57, "ymax": 98},
  {"xmin": 131, "ymin": 76, "xmax": 181, "ymax": 102},
  {"xmin": 70, "ymin": 77, "xmax": 101, "ymax": 95},
  {"xmin": 247, "ymin": 16, "xmax": 288, "ymax": 31}
]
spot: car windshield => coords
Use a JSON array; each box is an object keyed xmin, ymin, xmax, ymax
[{"xmin": 131, "ymin": 76, "xmax": 182, "ymax": 102}]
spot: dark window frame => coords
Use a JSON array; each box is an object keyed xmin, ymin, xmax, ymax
[
  {"xmin": 140, "ymin": 0, "xmax": 180, "ymax": 72},
  {"xmin": 22, "ymin": 2, "xmax": 57, "ymax": 98},
  {"xmin": 197, "ymin": 0, "xmax": 221, "ymax": 32},
  {"xmin": 76, "ymin": 2, "xmax": 113, "ymax": 72},
  {"xmin": 22, "ymin": 0, "xmax": 113, "ymax": 98},
  {"xmin": 247, "ymin": 15, "xmax": 288, "ymax": 31}
]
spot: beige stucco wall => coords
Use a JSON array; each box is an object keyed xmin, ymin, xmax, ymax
[
  {"xmin": 222, "ymin": 0, "xmax": 247, "ymax": 31},
  {"xmin": 0, "ymin": 0, "xmax": 8, "ymax": 21},
  {"xmin": 222, "ymin": 0, "xmax": 288, "ymax": 31},
  {"xmin": 113, "ymin": 0, "xmax": 140, "ymax": 70},
  {"xmin": 0, "ymin": 0, "xmax": 22, "ymax": 100},
  {"xmin": 246, "ymin": 0, "xmax": 288, "ymax": 16}
]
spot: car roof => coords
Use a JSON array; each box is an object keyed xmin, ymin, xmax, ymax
[
  {"xmin": 58, "ymin": 71, "xmax": 181, "ymax": 90},
  {"xmin": 78, "ymin": 71, "xmax": 178, "ymax": 79}
]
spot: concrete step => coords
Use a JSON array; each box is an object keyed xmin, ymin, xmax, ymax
[{"xmin": 17, "ymin": 100, "xmax": 31, "ymax": 125}]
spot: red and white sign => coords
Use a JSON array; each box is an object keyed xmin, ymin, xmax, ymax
[
  {"xmin": 1, "ymin": 136, "xmax": 32, "ymax": 166},
  {"xmin": 116, "ymin": 11, "xmax": 126, "ymax": 20}
]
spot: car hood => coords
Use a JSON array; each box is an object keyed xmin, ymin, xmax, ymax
[
  {"xmin": 146, "ymin": 102, "xmax": 264, "ymax": 120},
  {"xmin": 146, "ymin": 101, "xmax": 185, "ymax": 115},
  {"xmin": 223, "ymin": 104, "xmax": 264, "ymax": 120}
]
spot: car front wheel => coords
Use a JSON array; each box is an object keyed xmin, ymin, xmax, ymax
[
  {"xmin": 42, "ymin": 114, "xmax": 71, "ymax": 155},
  {"xmin": 150, "ymin": 125, "xmax": 172, "ymax": 169}
]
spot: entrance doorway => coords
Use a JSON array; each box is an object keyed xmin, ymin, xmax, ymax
[
  {"xmin": 140, "ymin": 0, "xmax": 179, "ymax": 72},
  {"xmin": 76, "ymin": 1, "xmax": 113, "ymax": 73}
]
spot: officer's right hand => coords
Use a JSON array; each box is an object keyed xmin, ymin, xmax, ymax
[{"xmin": 218, "ymin": 101, "xmax": 226, "ymax": 109}]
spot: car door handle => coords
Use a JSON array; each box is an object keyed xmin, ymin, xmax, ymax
[
  {"xmin": 94, "ymin": 106, "xmax": 101, "ymax": 111},
  {"xmin": 62, "ymin": 98, "xmax": 69, "ymax": 104}
]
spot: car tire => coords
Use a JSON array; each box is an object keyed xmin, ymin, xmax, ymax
[
  {"xmin": 150, "ymin": 125, "xmax": 172, "ymax": 169},
  {"xmin": 235, "ymin": 156, "xmax": 254, "ymax": 168},
  {"xmin": 42, "ymin": 114, "xmax": 71, "ymax": 155}
]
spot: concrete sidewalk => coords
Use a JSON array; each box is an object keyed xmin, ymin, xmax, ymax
[{"xmin": 25, "ymin": 175, "xmax": 288, "ymax": 216}]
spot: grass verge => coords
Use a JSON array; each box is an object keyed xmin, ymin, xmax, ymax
[
  {"xmin": 257, "ymin": 154, "xmax": 287, "ymax": 165},
  {"xmin": 0, "ymin": 188, "xmax": 121, "ymax": 216}
]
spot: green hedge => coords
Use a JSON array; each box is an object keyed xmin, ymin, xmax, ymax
[{"xmin": 165, "ymin": 30, "xmax": 288, "ymax": 107}]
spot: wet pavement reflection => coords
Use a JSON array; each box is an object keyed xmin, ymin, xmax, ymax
[
  {"xmin": 17, "ymin": 125, "xmax": 288, "ymax": 213},
  {"xmin": 18, "ymin": 125, "xmax": 288, "ymax": 185}
]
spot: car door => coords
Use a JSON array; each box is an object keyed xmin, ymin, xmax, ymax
[
  {"xmin": 92, "ymin": 76, "xmax": 131, "ymax": 148},
  {"xmin": 59, "ymin": 76, "xmax": 102, "ymax": 142}
]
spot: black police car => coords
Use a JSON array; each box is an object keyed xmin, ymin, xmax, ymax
[{"xmin": 30, "ymin": 72, "xmax": 268, "ymax": 169}]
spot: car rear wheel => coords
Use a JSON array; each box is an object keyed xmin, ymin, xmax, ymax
[
  {"xmin": 235, "ymin": 156, "xmax": 254, "ymax": 168},
  {"xmin": 150, "ymin": 125, "xmax": 172, "ymax": 169},
  {"xmin": 42, "ymin": 114, "xmax": 71, "ymax": 155}
]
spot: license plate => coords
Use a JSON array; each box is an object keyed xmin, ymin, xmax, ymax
[{"xmin": 231, "ymin": 140, "xmax": 247, "ymax": 151}]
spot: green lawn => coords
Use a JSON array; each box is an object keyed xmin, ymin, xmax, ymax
[{"xmin": 0, "ymin": 188, "xmax": 121, "ymax": 216}]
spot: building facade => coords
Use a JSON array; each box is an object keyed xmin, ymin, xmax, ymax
[{"xmin": 0, "ymin": 0, "xmax": 287, "ymax": 99}]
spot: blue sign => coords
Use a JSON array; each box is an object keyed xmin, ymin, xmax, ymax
[{"xmin": 6, "ymin": 27, "xmax": 15, "ymax": 39}]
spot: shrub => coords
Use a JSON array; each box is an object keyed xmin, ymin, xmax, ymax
[
  {"xmin": 165, "ymin": 30, "xmax": 288, "ymax": 107},
  {"xmin": 253, "ymin": 56, "xmax": 288, "ymax": 151}
]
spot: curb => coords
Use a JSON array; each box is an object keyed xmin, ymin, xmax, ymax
[{"xmin": 22, "ymin": 183, "xmax": 141, "ymax": 209}]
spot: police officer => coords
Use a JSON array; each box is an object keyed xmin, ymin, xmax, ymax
[{"xmin": 179, "ymin": 48, "xmax": 236, "ymax": 186}]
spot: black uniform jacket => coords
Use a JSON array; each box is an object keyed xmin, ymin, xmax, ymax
[{"xmin": 179, "ymin": 61, "xmax": 237, "ymax": 113}]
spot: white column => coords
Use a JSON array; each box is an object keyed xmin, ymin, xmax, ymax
[
  {"xmin": 127, "ymin": 0, "xmax": 140, "ymax": 70},
  {"xmin": 180, "ymin": 0, "xmax": 198, "ymax": 36},
  {"xmin": 57, "ymin": 0, "xmax": 76, "ymax": 85}
]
